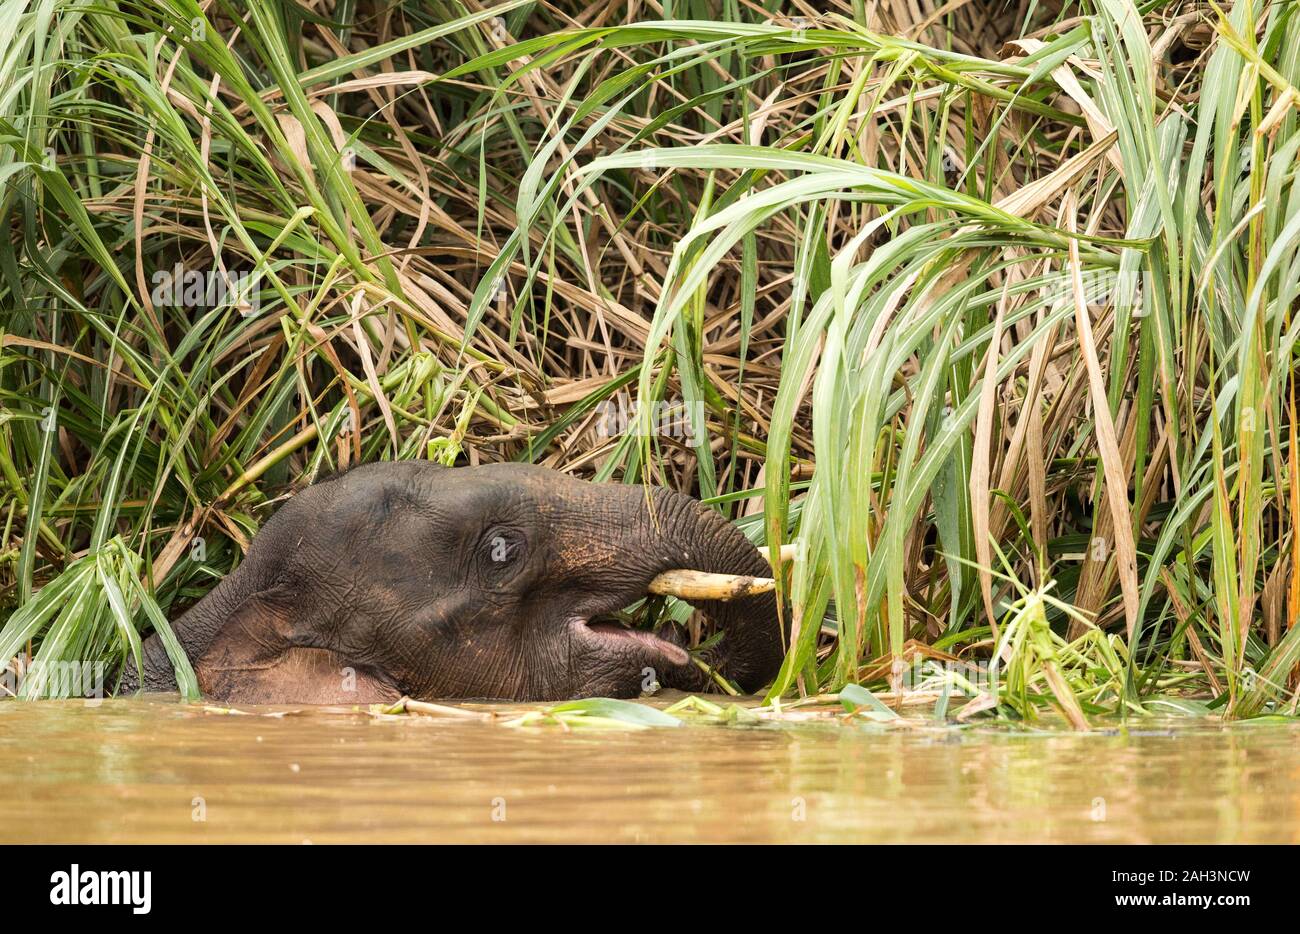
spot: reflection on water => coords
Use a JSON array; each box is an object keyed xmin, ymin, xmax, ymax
[{"xmin": 1, "ymin": 696, "xmax": 1297, "ymax": 843}]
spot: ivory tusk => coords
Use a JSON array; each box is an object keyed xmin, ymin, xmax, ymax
[
  {"xmin": 755, "ymin": 543, "xmax": 798, "ymax": 563},
  {"xmin": 647, "ymin": 569, "xmax": 776, "ymax": 601},
  {"xmin": 646, "ymin": 543, "xmax": 794, "ymax": 601}
]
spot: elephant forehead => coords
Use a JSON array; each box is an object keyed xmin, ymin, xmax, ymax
[
  {"xmin": 318, "ymin": 468, "xmax": 419, "ymax": 519},
  {"xmin": 317, "ymin": 463, "xmax": 518, "ymax": 530},
  {"xmin": 420, "ymin": 464, "xmax": 536, "ymax": 511}
]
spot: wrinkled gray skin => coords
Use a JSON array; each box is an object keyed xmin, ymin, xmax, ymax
[{"xmin": 117, "ymin": 462, "xmax": 785, "ymax": 703}]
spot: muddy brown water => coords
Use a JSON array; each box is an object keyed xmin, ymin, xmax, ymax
[{"xmin": 2, "ymin": 695, "xmax": 1298, "ymax": 843}]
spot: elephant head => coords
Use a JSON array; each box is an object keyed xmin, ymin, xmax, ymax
[{"xmin": 117, "ymin": 462, "xmax": 786, "ymax": 703}]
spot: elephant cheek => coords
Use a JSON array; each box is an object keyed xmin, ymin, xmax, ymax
[{"xmin": 401, "ymin": 629, "xmax": 536, "ymax": 702}]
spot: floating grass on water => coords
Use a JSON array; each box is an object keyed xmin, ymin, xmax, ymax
[
  {"xmin": 373, "ymin": 696, "xmax": 495, "ymax": 721},
  {"xmin": 501, "ymin": 698, "xmax": 683, "ymax": 730},
  {"xmin": 662, "ymin": 693, "xmax": 759, "ymax": 724}
]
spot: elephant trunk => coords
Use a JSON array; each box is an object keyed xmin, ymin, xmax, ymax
[{"xmin": 638, "ymin": 487, "xmax": 786, "ymax": 694}]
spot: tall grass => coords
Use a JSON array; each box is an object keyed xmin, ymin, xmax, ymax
[{"xmin": 1, "ymin": 0, "xmax": 1297, "ymax": 722}]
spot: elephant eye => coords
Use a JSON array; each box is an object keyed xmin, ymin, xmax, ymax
[{"xmin": 480, "ymin": 527, "xmax": 525, "ymax": 574}]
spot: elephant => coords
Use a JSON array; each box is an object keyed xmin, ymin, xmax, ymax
[{"xmin": 116, "ymin": 462, "xmax": 786, "ymax": 703}]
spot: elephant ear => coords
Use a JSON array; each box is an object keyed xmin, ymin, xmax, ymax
[{"xmin": 195, "ymin": 585, "xmax": 398, "ymax": 705}]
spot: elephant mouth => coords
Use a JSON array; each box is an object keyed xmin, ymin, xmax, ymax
[
  {"xmin": 568, "ymin": 614, "xmax": 691, "ymax": 668},
  {"xmin": 551, "ymin": 483, "xmax": 783, "ymax": 697}
]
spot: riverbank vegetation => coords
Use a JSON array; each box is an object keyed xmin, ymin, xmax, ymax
[{"xmin": 2, "ymin": 1, "xmax": 1298, "ymax": 725}]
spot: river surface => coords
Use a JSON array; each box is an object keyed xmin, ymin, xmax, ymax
[{"xmin": 2, "ymin": 695, "xmax": 1297, "ymax": 843}]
